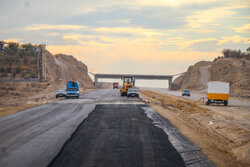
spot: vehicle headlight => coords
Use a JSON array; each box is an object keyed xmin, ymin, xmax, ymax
[{"xmin": 77, "ymin": 91, "xmax": 79, "ymax": 94}]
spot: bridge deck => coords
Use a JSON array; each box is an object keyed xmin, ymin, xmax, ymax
[
  {"xmin": 94, "ymin": 74, "xmax": 173, "ymax": 80},
  {"xmin": 93, "ymin": 73, "xmax": 173, "ymax": 89}
]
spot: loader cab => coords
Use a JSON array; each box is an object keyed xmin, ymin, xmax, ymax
[{"xmin": 124, "ymin": 77, "xmax": 132, "ymax": 83}]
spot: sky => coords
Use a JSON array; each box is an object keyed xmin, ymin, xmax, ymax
[{"xmin": 0, "ymin": 0, "xmax": 250, "ymax": 87}]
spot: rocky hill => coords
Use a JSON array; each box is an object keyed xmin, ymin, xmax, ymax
[
  {"xmin": 172, "ymin": 61, "xmax": 212, "ymax": 91},
  {"xmin": 47, "ymin": 52, "xmax": 93, "ymax": 89},
  {"xmin": 172, "ymin": 57, "xmax": 250, "ymax": 97},
  {"xmin": 0, "ymin": 42, "xmax": 93, "ymax": 106}
]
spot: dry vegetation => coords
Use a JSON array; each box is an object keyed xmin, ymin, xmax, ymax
[
  {"xmin": 142, "ymin": 90, "xmax": 208, "ymax": 113},
  {"xmin": 0, "ymin": 43, "xmax": 41, "ymax": 79}
]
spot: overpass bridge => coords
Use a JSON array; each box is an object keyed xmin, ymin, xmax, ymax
[{"xmin": 92, "ymin": 73, "xmax": 178, "ymax": 90}]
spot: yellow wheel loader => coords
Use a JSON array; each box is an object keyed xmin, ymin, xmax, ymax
[{"xmin": 120, "ymin": 76, "xmax": 134, "ymax": 96}]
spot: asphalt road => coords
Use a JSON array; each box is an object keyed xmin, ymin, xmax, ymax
[
  {"xmin": 49, "ymin": 104, "xmax": 185, "ymax": 167},
  {"xmin": 0, "ymin": 89, "xmax": 214, "ymax": 167}
]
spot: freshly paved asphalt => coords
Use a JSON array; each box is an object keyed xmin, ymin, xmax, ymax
[
  {"xmin": 0, "ymin": 89, "xmax": 215, "ymax": 167},
  {"xmin": 49, "ymin": 104, "xmax": 185, "ymax": 167}
]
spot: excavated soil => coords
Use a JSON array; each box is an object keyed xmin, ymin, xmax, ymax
[{"xmin": 140, "ymin": 90, "xmax": 250, "ymax": 167}]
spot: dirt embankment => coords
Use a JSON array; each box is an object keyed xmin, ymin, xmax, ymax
[
  {"xmin": 0, "ymin": 51, "xmax": 94, "ymax": 116},
  {"xmin": 209, "ymin": 58, "xmax": 250, "ymax": 97},
  {"xmin": 53, "ymin": 53, "xmax": 93, "ymax": 90},
  {"xmin": 140, "ymin": 90, "xmax": 250, "ymax": 167},
  {"xmin": 172, "ymin": 57, "xmax": 250, "ymax": 97},
  {"xmin": 172, "ymin": 61, "xmax": 212, "ymax": 91}
]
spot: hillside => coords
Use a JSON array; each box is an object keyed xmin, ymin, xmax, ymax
[
  {"xmin": 0, "ymin": 42, "xmax": 93, "ymax": 107},
  {"xmin": 0, "ymin": 43, "xmax": 40, "ymax": 79},
  {"xmin": 172, "ymin": 57, "xmax": 250, "ymax": 97},
  {"xmin": 172, "ymin": 61, "xmax": 212, "ymax": 91}
]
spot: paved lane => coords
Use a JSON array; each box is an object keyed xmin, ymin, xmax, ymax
[
  {"xmin": 49, "ymin": 104, "xmax": 185, "ymax": 167},
  {"xmin": 0, "ymin": 101, "xmax": 95, "ymax": 167},
  {"xmin": 0, "ymin": 89, "xmax": 214, "ymax": 167}
]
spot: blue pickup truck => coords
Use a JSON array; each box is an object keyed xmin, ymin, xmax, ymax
[{"xmin": 66, "ymin": 81, "xmax": 79, "ymax": 98}]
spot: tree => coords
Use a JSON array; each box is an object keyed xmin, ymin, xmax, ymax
[
  {"xmin": 246, "ymin": 46, "xmax": 250, "ymax": 53},
  {"xmin": 222, "ymin": 49, "xmax": 230, "ymax": 58},
  {"xmin": 15, "ymin": 67, "xmax": 21, "ymax": 74},
  {"xmin": 30, "ymin": 72, "xmax": 37, "ymax": 78},
  {"xmin": 6, "ymin": 42, "xmax": 19, "ymax": 55},
  {"xmin": 7, "ymin": 66, "xmax": 12, "ymax": 73},
  {"xmin": 21, "ymin": 71, "xmax": 26, "ymax": 78},
  {"xmin": 23, "ymin": 57, "xmax": 28, "ymax": 64},
  {"xmin": 222, "ymin": 49, "xmax": 243, "ymax": 58},
  {"xmin": 0, "ymin": 67, "xmax": 5, "ymax": 73},
  {"xmin": 21, "ymin": 43, "xmax": 32, "ymax": 51}
]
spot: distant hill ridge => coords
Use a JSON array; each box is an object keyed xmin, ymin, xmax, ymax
[{"xmin": 172, "ymin": 57, "xmax": 250, "ymax": 97}]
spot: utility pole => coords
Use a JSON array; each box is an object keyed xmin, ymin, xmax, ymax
[
  {"xmin": 0, "ymin": 41, "xmax": 5, "ymax": 51},
  {"xmin": 41, "ymin": 44, "xmax": 46, "ymax": 80},
  {"xmin": 36, "ymin": 46, "xmax": 41, "ymax": 79}
]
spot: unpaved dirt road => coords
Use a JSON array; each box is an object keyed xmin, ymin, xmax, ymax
[
  {"xmin": 199, "ymin": 65, "xmax": 211, "ymax": 89},
  {"xmin": 0, "ymin": 89, "xmax": 214, "ymax": 167},
  {"xmin": 140, "ymin": 88, "xmax": 250, "ymax": 167}
]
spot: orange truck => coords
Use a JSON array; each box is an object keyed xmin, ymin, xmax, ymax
[
  {"xmin": 113, "ymin": 82, "xmax": 119, "ymax": 89},
  {"xmin": 207, "ymin": 81, "xmax": 229, "ymax": 106}
]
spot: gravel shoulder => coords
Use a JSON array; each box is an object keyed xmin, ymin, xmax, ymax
[{"xmin": 140, "ymin": 89, "xmax": 250, "ymax": 167}]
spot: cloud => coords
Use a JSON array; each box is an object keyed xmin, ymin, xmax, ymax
[
  {"xmin": 47, "ymin": 44, "xmax": 219, "ymax": 75},
  {"xmin": 233, "ymin": 23, "xmax": 250, "ymax": 33},
  {"xmin": 217, "ymin": 35, "xmax": 250, "ymax": 45},
  {"xmin": 96, "ymin": 27, "xmax": 169, "ymax": 37},
  {"xmin": 47, "ymin": 43, "xmax": 217, "ymax": 64},
  {"xmin": 178, "ymin": 38, "xmax": 218, "ymax": 51},
  {"xmin": 1, "ymin": 0, "xmax": 249, "ymax": 76},
  {"xmin": 186, "ymin": 7, "xmax": 236, "ymax": 28},
  {"xmin": 135, "ymin": 0, "xmax": 219, "ymax": 7},
  {"xmin": 97, "ymin": 19, "xmax": 131, "ymax": 25},
  {"xmin": 4, "ymin": 39, "xmax": 21, "ymax": 43},
  {"xmin": 177, "ymin": 36, "xmax": 250, "ymax": 51},
  {"xmin": 25, "ymin": 24, "xmax": 88, "ymax": 31},
  {"xmin": 133, "ymin": 0, "xmax": 250, "ymax": 9}
]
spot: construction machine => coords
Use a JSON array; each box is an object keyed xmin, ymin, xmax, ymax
[{"xmin": 120, "ymin": 76, "xmax": 134, "ymax": 96}]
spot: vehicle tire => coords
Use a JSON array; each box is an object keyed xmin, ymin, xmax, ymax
[
  {"xmin": 56, "ymin": 96, "xmax": 58, "ymax": 98},
  {"xmin": 224, "ymin": 100, "xmax": 228, "ymax": 106},
  {"xmin": 77, "ymin": 96, "xmax": 79, "ymax": 99},
  {"xmin": 206, "ymin": 99, "xmax": 211, "ymax": 105}
]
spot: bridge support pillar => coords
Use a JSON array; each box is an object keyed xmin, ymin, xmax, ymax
[
  {"xmin": 133, "ymin": 79, "xmax": 135, "ymax": 86},
  {"xmin": 94, "ymin": 76, "xmax": 98, "ymax": 88},
  {"xmin": 168, "ymin": 77, "xmax": 173, "ymax": 90}
]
